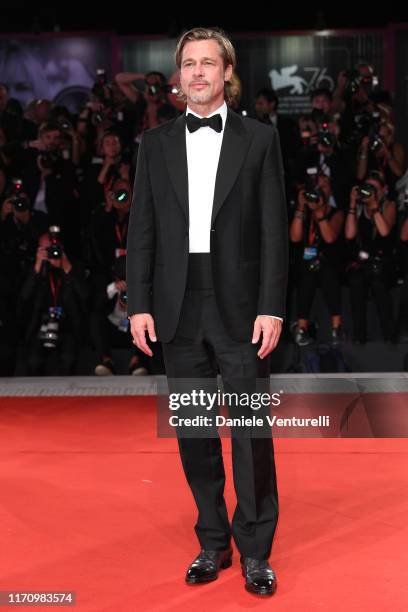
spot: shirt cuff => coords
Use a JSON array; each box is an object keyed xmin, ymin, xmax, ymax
[{"xmin": 259, "ymin": 314, "xmax": 284, "ymax": 322}]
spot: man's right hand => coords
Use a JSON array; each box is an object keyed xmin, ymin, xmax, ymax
[{"xmin": 129, "ymin": 313, "xmax": 156, "ymax": 357}]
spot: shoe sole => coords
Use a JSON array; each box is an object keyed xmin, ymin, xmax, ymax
[{"xmin": 185, "ymin": 557, "xmax": 232, "ymax": 584}]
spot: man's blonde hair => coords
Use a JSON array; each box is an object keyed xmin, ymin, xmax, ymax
[{"xmin": 174, "ymin": 26, "xmax": 237, "ymax": 106}]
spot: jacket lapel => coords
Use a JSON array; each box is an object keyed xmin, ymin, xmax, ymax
[
  {"xmin": 160, "ymin": 111, "xmax": 189, "ymax": 224},
  {"xmin": 211, "ymin": 108, "xmax": 252, "ymax": 226},
  {"xmin": 160, "ymin": 106, "xmax": 252, "ymax": 228}
]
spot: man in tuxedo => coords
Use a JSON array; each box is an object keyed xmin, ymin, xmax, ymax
[{"xmin": 126, "ymin": 27, "xmax": 288, "ymax": 597}]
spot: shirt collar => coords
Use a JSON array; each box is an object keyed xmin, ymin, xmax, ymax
[
  {"xmin": 269, "ymin": 113, "xmax": 277, "ymax": 126},
  {"xmin": 186, "ymin": 100, "xmax": 228, "ymax": 129}
]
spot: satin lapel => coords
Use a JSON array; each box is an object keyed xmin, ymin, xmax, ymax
[
  {"xmin": 211, "ymin": 108, "xmax": 252, "ymax": 226},
  {"xmin": 159, "ymin": 111, "xmax": 189, "ymax": 225}
]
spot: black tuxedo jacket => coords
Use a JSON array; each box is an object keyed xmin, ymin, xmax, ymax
[{"xmin": 126, "ymin": 107, "xmax": 288, "ymax": 343}]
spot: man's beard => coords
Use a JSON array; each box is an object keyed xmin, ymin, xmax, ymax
[{"xmin": 188, "ymin": 85, "xmax": 212, "ymax": 105}]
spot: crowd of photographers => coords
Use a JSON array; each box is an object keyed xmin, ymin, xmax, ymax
[{"xmin": 0, "ymin": 63, "xmax": 407, "ymax": 376}]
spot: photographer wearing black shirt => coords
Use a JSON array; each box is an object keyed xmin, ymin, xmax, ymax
[
  {"xmin": 17, "ymin": 228, "xmax": 88, "ymax": 375},
  {"xmin": 21, "ymin": 122, "xmax": 81, "ymax": 258},
  {"xmin": 345, "ymin": 170, "xmax": 397, "ymax": 344},
  {"xmin": 0, "ymin": 181, "xmax": 48, "ymax": 304},
  {"xmin": 290, "ymin": 170, "xmax": 345, "ymax": 346},
  {"xmin": 357, "ymin": 120, "xmax": 405, "ymax": 197}
]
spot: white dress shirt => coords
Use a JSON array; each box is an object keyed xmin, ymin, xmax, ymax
[{"xmin": 185, "ymin": 101, "xmax": 283, "ymax": 323}]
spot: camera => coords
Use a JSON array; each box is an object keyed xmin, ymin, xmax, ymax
[
  {"xmin": 304, "ymin": 167, "xmax": 324, "ymax": 204},
  {"xmin": 112, "ymin": 188, "xmax": 130, "ymax": 205},
  {"xmin": 344, "ymin": 68, "xmax": 378, "ymax": 97},
  {"xmin": 58, "ymin": 118, "xmax": 73, "ymax": 133},
  {"xmin": 96, "ymin": 68, "xmax": 107, "ymax": 85},
  {"xmin": 8, "ymin": 178, "xmax": 30, "ymax": 212},
  {"xmin": 369, "ymin": 134, "xmax": 383, "ymax": 153},
  {"xmin": 147, "ymin": 83, "xmax": 177, "ymax": 97},
  {"xmin": 318, "ymin": 129, "xmax": 335, "ymax": 148},
  {"xmin": 92, "ymin": 68, "xmax": 109, "ymax": 101},
  {"xmin": 47, "ymin": 244, "xmax": 63, "ymax": 259},
  {"xmin": 356, "ymin": 183, "xmax": 377, "ymax": 200},
  {"xmin": 10, "ymin": 194, "xmax": 30, "ymax": 212},
  {"xmin": 46, "ymin": 225, "xmax": 63, "ymax": 260},
  {"xmin": 38, "ymin": 306, "xmax": 64, "ymax": 349},
  {"xmin": 346, "ymin": 110, "xmax": 382, "ymax": 147}
]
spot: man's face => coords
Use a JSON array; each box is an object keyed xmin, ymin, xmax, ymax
[
  {"xmin": 41, "ymin": 129, "xmax": 61, "ymax": 151},
  {"xmin": 255, "ymin": 95, "xmax": 275, "ymax": 119},
  {"xmin": 312, "ymin": 94, "xmax": 331, "ymax": 114},
  {"xmin": 0, "ymin": 86, "xmax": 8, "ymax": 113},
  {"xmin": 102, "ymin": 135, "xmax": 121, "ymax": 159},
  {"xmin": 179, "ymin": 39, "xmax": 232, "ymax": 108}
]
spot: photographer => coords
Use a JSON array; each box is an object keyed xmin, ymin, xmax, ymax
[
  {"xmin": 345, "ymin": 170, "xmax": 397, "ymax": 344},
  {"xmin": 334, "ymin": 64, "xmax": 387, "ymax": 155},
  {"xmin": 17, "ymin": 228, "xmax": 88, "ymax": 375},
  {"xmin": 80, "ymin": 130, "xmax": 131, "ymax": 230},
  {"xmin": 357, "ymin": 120, "xmax": 405, "ymax": 195},
  {"xmin": 290, "ymin": 170, "xmax": 345, "ymax": 346},
  {"xmin": 0, "ymin": 181, "xmax": 48, "ymax": 303},
  {"xmin": 49, "ymin": 105, "xmax": 82, "ymax": 167},
  {"xmin": 333, "ymin": 63, "xmax": 378, "ymax": 119},
  {"xmin": 90, "ymin": 256, "xmax": 149, "ymax": 376},
  {"xmin": 311, "ymin": 88, "xmax": 333, "ymax": 117},
  {"xmin": 116, "ymin": 71, "xmax": 172, "ymax": 135},
  {"xmin": 89, "ymin": 176, "xmax": 131, "ymax": 312},
  {"xmin": 97, "ymin": 131, "xmax": 130, "ymax": 187},
  {"xmin": 76, "ymin": 74, "xmax": 118, "ymax": 160},
  {"xmin": 294, "ymin": 114, "xmax": 353, "ymax": 211},
  {"xmin": 20, "ymin": 122, "xmax": 81, "ymax": 258}
]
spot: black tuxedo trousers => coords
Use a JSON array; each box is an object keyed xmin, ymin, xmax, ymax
[{"xmin": 161, "ymin": 254, "xmax": 279, "ymax": 559}]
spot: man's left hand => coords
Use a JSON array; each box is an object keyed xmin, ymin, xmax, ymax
[{"xmin": 252, "ymin": 315, "xmax": 282, "ymax": 359}]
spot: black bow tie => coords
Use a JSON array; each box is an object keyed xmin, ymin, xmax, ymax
[{"xmin": 186, "ymin": 112, "xmax": 223, "ymax": 133}]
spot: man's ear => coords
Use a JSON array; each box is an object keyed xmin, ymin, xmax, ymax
[{"xmin": 224, "ymin": 64, "xmax": 233, "ymax": 82}]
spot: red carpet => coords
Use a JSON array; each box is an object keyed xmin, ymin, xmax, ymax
[{"xmin": 0, "ymin": 396, "xmax": 407, "ymax": 611}]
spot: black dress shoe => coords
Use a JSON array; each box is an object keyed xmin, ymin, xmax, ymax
[
  {"xmin": 185, "ymin": 547, "xmax": 233, "ymax": 584},
  {"xmin": 241, "ymin": 557, "xmax": 277, "ymax": 596}
]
